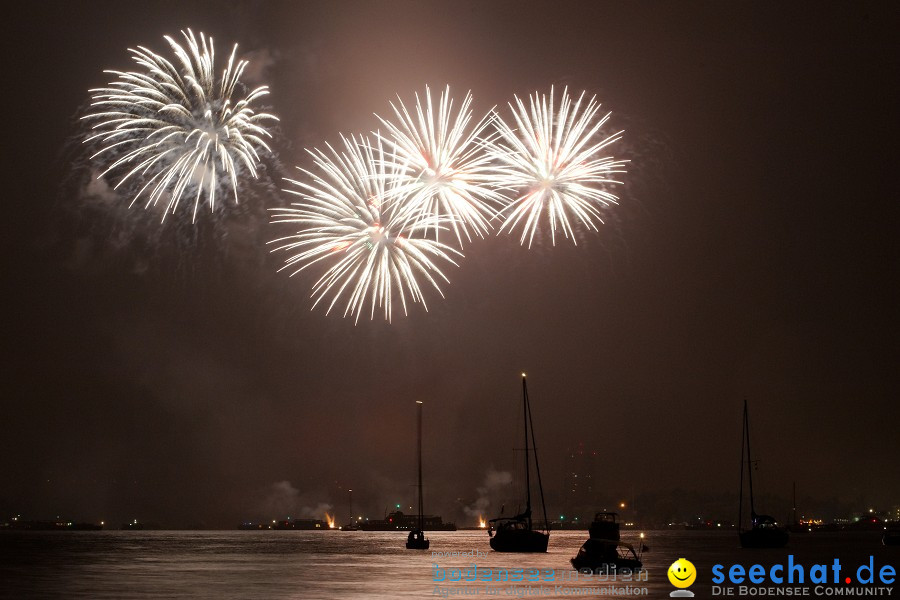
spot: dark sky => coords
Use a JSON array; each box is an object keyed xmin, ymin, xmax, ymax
[{"xmin": 2, "ymin": 1, "xmax": 897, "ymax": 528}]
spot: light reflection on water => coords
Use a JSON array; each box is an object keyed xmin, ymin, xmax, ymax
[{"xmin": 0, "ymin": 529, "xmax": 891, "ymax": 599}]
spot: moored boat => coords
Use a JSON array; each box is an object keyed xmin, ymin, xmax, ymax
[
  {"xmin": 406, "ymin": 401, "xmax": 429, "ymax": 550},
  {"xmin": 571, "ymin": 538, "xmax": 642, "ymax": 573},
  {"xmin": 488, "ymin": 374, "xmax": 550, "ymax": 553},
  {"xmin": 738, "ymin": 400, "xmax": 789, "ymax": 548}
]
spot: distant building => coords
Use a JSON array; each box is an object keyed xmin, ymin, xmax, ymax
[
  {"xmin": 238, "ymin": 519, "xmax": 328, "ymax": 530},
  {"xmin": 564, "ymin": 442, "xmax": 599, "ymax": 519},
  {"xmin": 273, "ymin": 519, "xmax": 327, "ymax": 530},
  {"xmin": 1, "ymin": 516, "xmax": 103, "ymax": 531},
  {"xmin": 358, "ymin": 511, "xmax": 456, "ymax": 531}
]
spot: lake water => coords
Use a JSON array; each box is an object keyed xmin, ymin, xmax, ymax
[{"xmin": 1, "ymin": 530, "xmax": 895, "ymax": 599}]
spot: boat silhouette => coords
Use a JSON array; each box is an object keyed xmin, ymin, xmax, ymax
[
  {"xmin": 571, "ymin": 538, "xmax": 643, "ymax": 573},
  {"xmin": 340, "ymin": 489, "xmax": 359, "ymax": 531},
  {"xmin": 883, "ymin": 524, "xmax": 900, "ymax": 546},
  {"xmin": 406, "ymin": 401, "xmax": 429, "ymax": 550},
  {"xmin": 589, "ymin": 512, "xmax": 620, "ymax": 540},
  {"xmin": 785, "ymin": 482, "xmax": 811, "ymax": 534},
  {"xmin": 738, "ymin": 400, "xmax": 789, "ymax": 548},
  {"xmin": 488, "ymin": 374, "xmax": 550, "ymax": 553},
  {"xmin": 571, "ymin": 512, "xmax": 644, "ymax": 573}
]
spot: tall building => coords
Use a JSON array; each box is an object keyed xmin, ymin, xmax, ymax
[{"xmin": 564, "ymin": 442, "xmax": 599, "ymax": 520}]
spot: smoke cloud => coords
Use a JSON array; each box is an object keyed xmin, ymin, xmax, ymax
[
  {"xmin": 463, "ymin": 469, "xmax": 512, "ymax": 518},
  {"xmin": 259, "ymin": 480, "xmax": 332, "ymax": 520}
]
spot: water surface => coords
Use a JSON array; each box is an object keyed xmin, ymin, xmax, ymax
[{"xmin": 1, "ymin": 529, "xmax": 893, "ymax": 598}]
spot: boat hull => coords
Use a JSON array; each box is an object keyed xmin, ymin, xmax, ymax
[
  {"xmin": 570, "ymin": 538, "xmax": 642, "ymax": 573},
  {"xmin": 489, "ymin": 529, "xmax": 549, "ymax": 552},
  {"xmin": 406, "ymin": 530, "xmax": 430, "ymax": 550}
]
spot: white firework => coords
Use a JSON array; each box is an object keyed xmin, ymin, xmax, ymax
[
  {"xmin": 269, "ymin": 135, "xmax": 461, "ymax": 323},
  {"xmin": 489, "ymin": 86, "xmax": 626, "ymax": 247},
  {"xmin": 375, "ymin": 85, "xmax": 506, "ymax": 247},
  {"xmin": 82, "ymin": 29, "xmax": 278, "ymax": 223}
]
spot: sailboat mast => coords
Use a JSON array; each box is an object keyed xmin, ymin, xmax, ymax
[
  {"xmin": 522, "ymin": 376, "xmax": 532, "ymax": 523},
  {"xmin": 739, "ymin": 401, "xmax": 746, "ymax": 530},
  {"xmin": 525, "ymin": 376, "xmax": 549, "ymax": 533},
  {"xmin": 745, "ymin": 400, "xmax": 756, "ymax": 517},
  {"xmin": 792, "ymin": 482, "xmax": 797, "ymax": 526},
  {"xmin": 416, "ymin": 401, "xmax": 424, "ymax": 531}
]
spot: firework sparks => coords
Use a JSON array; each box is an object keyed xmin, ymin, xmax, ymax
[
  {"xmin": 82, "ymin": 29, "xmax": 278, "ymax": 223},
  {"xmin": 269, "ymin": 135, "xmax": 460, "ymax": 323},
  {"xmin": 488, "ymin": 86, "xmax": 626, "ymax": 247},
  {"xmin": 375, "ymin": 85, "xmax": 505, "ymax": 247}
]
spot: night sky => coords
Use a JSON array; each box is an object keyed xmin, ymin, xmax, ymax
[{"xmin": 2, "ymin": 1, "xmax": 897, "ymax": 528}]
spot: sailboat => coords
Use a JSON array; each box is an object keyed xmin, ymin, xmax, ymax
[
  {"xmin": 738, "ymin": 400, "xmax": 789, "ymax": 548},
  {"xmin": 786, "ymin": 482, "xmax": 808, "ymax": 534},
  {"xmin": 488, "ymin": 374, "xmax": 550, "ymax": 552},
  {"xmin": 406, "ymin": 400, "xmax": 429, "ymax": 550},
  {"xmin": 340, "ymin": 489, "xmax": 359, "ymax": 531}
]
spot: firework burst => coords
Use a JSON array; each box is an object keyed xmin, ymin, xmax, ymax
[
  {"xmin": 269, "ymin": 135, "xmax": 460, "ymax": 323},
  {"xmin": 489, "ymin": 86, "xmax": 626, "ymax": 247},
  {"xmin": 375, "ymin": 85, "xmax": 505, "ymax": 247},
  {"xmin": 82, "ymin": 29, "xmax": 278, "ymax": 223}
]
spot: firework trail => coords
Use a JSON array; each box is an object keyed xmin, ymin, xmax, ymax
[
  {"xmin": 488, "ymin": 86, "xmax": 626, "ymax": 248},
  {"xmin": 82, "ymin": 29, "xmax": 278, "ymax": 223},
  {"xmin": 269, "ymin": 135, "xmax": 460, "ymax": 323},
  {"xmin": 375, "ymin": 85, "xmax": 506, "ymax": 247}
]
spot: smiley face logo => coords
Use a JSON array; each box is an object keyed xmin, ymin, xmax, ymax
[{"xmin": 668, "ymin": 558, "xmax": 697, "ymax": 588}]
